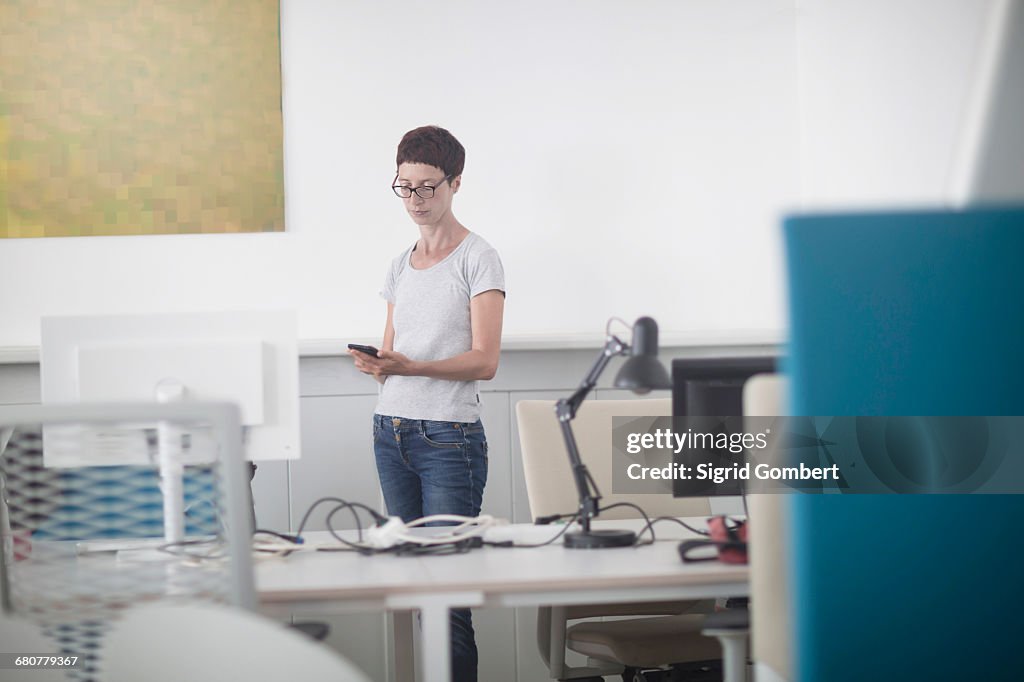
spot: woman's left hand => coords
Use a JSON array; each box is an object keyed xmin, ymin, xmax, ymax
[{"xmin": 349, "ymin": 348, "xmax": 417, "ymax": 379}]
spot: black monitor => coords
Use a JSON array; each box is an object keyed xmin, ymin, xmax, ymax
[{"xmin": 671, "ymin": 355, "xmax": 777, "ymax": 497}]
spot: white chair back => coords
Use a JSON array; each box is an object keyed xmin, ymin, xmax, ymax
[{"xmin": 516, "ymin": 398, "xmax": 710, "ymax": 521}]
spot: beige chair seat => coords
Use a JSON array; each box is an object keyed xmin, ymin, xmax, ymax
[{"xmin": 567, "ymin": 614, "xmax": 721, "ymax": 668}]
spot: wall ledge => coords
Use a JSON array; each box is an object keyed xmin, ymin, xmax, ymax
[{"xmin": 0, "ymin": 329, "xmax": 785, "ymax": 365}]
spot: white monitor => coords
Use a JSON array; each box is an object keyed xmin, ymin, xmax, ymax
[{"xmin": 40, "ymin": 310, "xmax": 301, "ymax": 465}]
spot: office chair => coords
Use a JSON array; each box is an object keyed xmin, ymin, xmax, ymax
[
  {"xmin": 516, "ymin": 398, "xmax": 721, "ymax": 682},
  {"xmin": 0, "ymin": 402, "xmax": 255, "ymax": 681},
  {"xmin": 103, "ymin": 601, "xmax": 370, "ymax": 681},
  {"xmin": 784, "ymin": 208, "xmax": 1024, "ymax": 681}
]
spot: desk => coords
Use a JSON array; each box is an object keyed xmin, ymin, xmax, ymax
[{"xmin": 256, "ymin": 519, "xmax": 749, "ymax": 682}]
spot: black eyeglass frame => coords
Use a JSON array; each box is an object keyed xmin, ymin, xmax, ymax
[{"xmin": 391, "ymin": 174, "xmax": 451, "ymax": 199}]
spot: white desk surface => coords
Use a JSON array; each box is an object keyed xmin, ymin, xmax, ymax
[
  {"xmin": 257, "ymin": 520, "xmax": 747, "ymax": 609},
  {"xmin": 255, "ymin": 518, "xmax": 748, "ymax": 682}
]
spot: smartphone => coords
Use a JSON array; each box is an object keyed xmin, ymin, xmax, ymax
[{"xmin": 347, "ymin": 343, "xmax": 380, "ymax": 357}]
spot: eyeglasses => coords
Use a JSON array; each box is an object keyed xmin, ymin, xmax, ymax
[{"xmin": 391, "ymin": 174, "xmax": 450, "ymax": 199}]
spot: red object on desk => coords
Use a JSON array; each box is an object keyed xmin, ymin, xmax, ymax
[{"xmin": 678, "ymin": 516, "xmax": 748, "ymax": 565}]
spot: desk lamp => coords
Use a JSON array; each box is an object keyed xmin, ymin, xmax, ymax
[{"xmin": 556, "ymin": 316, "xmax": 671, "ymax": 548}]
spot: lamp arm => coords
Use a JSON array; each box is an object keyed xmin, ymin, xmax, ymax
[
  {"xmin": 554, "ymin": 335, "xmax": 629, "ymax": 533},
  {"xmin": 560, "ymin": 335, "xmax": 628, "ymax": 418}
]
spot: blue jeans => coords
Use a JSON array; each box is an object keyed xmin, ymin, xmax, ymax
[{"xmin": 372, "ymin": 414, "xmax": 488, "ymax": 682}]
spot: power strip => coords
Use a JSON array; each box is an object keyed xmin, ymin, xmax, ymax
[{"xmin": 365, "ymin": 517, "xmax": 407, "ymax": 548}]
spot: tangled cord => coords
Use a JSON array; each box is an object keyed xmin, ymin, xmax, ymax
[{"xmin": 254, "ymin": 496, "xmax": 584, "ymax": 557}]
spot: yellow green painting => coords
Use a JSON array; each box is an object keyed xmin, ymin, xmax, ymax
[{"xmin": 0, "ymin": 0, "xmax": 284, "ymax": 238}]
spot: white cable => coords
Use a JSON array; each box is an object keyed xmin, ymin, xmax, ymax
[
  {"xmin": 252, "ymin": 514, "xmax": 505, "ymax": 553},
  {"xmin": 366, "ymin": 514, "xmax": 499, "ymax": 548},
  {"xmin": 397, "ymin": 514, "xmax": 497, "ymax": 545}
]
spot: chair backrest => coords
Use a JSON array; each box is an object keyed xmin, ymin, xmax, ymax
[
  {"xmin": 516, "ymin": 398, "xmax": 710, "ymax": 521},
  {"xmin": 0, "ymin": 402, "xmax": 255, "ymax": 679},
  {"xmin": 784, "ymin": 207, "xmax": 1024, "ymax": 681},
  {"xmin": 743, "ymin": 374, "xmax": 791, "ymax": 682},
  {"xmin": 103, "ymin": 602, "xmax": 370, "ymax": 682}
]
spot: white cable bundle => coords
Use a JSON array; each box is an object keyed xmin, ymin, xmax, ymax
[{"xmin": 366, "ymin": 514, "xmax": 499, "ymax": 549}]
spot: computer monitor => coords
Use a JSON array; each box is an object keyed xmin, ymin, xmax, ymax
[
  {"xmin": 671, "ymin": 355, "xmax": 777, "ymax": 497},
  {"xmin": 40, "ymin": 310, "xmax": 300, "ymax": 464},
  {"xmin": 38, "ymin": 310, "xmax": 300, "ymax": 543}
]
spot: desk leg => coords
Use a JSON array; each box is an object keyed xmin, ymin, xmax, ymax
[
  {"xmin": 419, "ymin": 599, "xmax": 451, "ymax": 682},
  {"xmin": 389, "ymin": 591, "xmax": 483, "ymax": 682},
  {"xmin": 392, "ymin": 610, "xmax": 415, "ymax": 682}
]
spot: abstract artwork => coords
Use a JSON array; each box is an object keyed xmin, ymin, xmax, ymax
[{"xmin": 0, "ymin": 0, "xmax": 284, "ymax": 238}]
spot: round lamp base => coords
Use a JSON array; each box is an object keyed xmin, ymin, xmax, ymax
[{"xmin": 564, "ymin": 529, "xmax": 637, "ymax": 549}]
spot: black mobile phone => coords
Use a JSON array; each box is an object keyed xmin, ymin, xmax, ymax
[{"xmin": 347, "ymin": 343, "xmax": 380, "ymax": 357}]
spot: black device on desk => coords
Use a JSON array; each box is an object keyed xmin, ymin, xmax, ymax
[{"xmin": 671, "ymin": 356, "xmax": 777, "ymax": 498}]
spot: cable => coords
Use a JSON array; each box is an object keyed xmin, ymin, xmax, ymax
[
  {"xmin": 389, "ymin": 536, "xmax": 484, "ymax": 556},
  {"xmin": 326, "ymin": 504, "xmax": 368, "ymax": 544},
  {"xmin": 596, "ymin": 501, "xmax": 655, "ymax": 546},
  {"xmin": 534, "ymin": 511, "xmax": 578, "ymax": 525},
  {"xmin": 369, "ymin": 514, "xmax": 498, "ymax": 548},
  {"xmin": 594, "ymin": 501, "xmax": 712, "ymax": 547},
  {"xmin": 633, "ymin": 516, "xmax": 711, "ymax": 547},
  {"xmin": 251, "ymin": 496, "xmax": 389, "ymax": 555},
  {"xmin": 268, "ymin": 496, "xmax": 582, "ymax": 554},
  {"xmin": 487, "ymin": 514, "xmax": 580, "ymax": 548},
  {"xmin": 254, "ymin": 529, "xmax": 303, "ymax": 545},
  {"xmin": 294, "ymin": 496, "xmax": 387, "ymax": 540}
]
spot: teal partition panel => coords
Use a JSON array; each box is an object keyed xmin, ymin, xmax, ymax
[{"xmin": 784, "ymin": 207, "xmax": 1024, "ymax": 682}]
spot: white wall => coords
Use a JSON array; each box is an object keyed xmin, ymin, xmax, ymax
[
  {"xmin": 795, "ymin": 0, "xmax": 995, "ymax": 207},
  {"xmin": 0, "ymin": 0, "xmax": 800, "ymax": 349},
  {"xmin": 0, "ymin": 0, "xmax": 1005, "ymax": 351}
]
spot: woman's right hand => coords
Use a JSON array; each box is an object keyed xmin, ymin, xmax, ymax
[{"xmin": 349, "ymin": 348, "xmax": 387, "ymax": 383}]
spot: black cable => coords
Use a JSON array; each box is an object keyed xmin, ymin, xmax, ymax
[
  {"xmin": 633, "ymin": 516, "xmax": 711, "ymax": 547},
  {"xmin": 391, "ymin": 537, "xmax": 482, "ymax": 556},
  {"xmin": 596, "ymin": 501, "xmax": 655, "ymax": 547},
  {"xmin": 294, "ymin": 496, "xmax": 388, "ymax": 539},
  {"xmin": 326, "ymin": 503, "xmax": 366, "ymax": 543},
  {"xmin": 253, "ymin": 529, "xmax": 303, "ymax": 544},
  {"xmin": 253, "ymin": 496, "xmax": 388, "ymax": 554},
  {"xmin": 324, "ymin": 504, "xmax": 382, "ymax": 552},
  {"xmin": 534, "ymin": 511, "xmax": 578, "ymax": 525},
  {"xmin": 595, "ymin": 501, "xmax": 711, "ymax": 546}
]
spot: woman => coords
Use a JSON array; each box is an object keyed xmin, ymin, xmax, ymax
[{"xmin": 349, "ymin": 125, "xmax": 504, "ymax": 682}]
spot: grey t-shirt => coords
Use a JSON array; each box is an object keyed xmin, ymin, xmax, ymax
[{"xmin": 375, "ymin": 232, "xmax": 505, "ymax": 423}]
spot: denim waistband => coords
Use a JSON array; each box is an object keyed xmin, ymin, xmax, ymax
[{"xmin": 374, "ymin": 414, "xmax": 483, "ymax": 431}]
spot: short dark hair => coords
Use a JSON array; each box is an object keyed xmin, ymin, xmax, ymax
[{"xmin": 396, "ymin": 125, "xmax": 465, "ymax": 179}]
